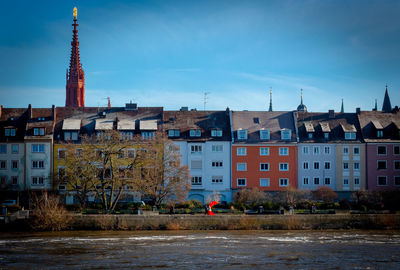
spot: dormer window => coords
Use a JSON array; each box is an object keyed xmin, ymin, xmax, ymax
[
  {"xmin": 237, "ymin": 129, "xmax": 248, "ymax": 140},
  {"xmin": 37, "ymin": 117, "xmax": 46, "ymax": 121},
  {"xmin": 211, "ymin": 129, "xmax": 222, "ymax": 137},
  {"xmin": 281, "ymin": 129, "xmax": 291, "ymax": 140},
  {"xmin": 33, "ymin": 127, "xmax": 45, "ymax": 136},
  {"xmin": 308, "ymin": 133, "xmax": 313, "ymax": 139},
  {"xmin": 324, "ymin": 133, "xmax": 329, "ymax": 139},
  {"xmin": 64, "ymin": 131, "xmax": 78, "ymax": 141},
  {"xmin": 259, "ymin": 129, "xmax": 270, "ymax": 140},
  {"xmin": 190, "ymin": 129, "xmax": 201, "ymax": 137},
  {"xmin": 5, "ymin": 128, "xmax": 16, "ymax": 137},
  {"xmin": 345, "ymin": 132, "xmax": 356, "ymax": 140},
  {"xmin": 377, "ymin": 130, "xmax": 383, "ymax": 138},
  {"xmin": 168, "ymin": 129, "xmax": 180, "ymax": 137}
]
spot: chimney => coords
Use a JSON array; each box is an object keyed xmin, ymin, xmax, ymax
[
  {"xmin": 52, "ymin": 105, "xmax": 56, "ymax": 121},
  {"xmin": 356, "ymin": 107, "xmax": 361, "ymax": 115},
  {"xmin": 0, "ymin": 105, "xmax": 2, "ymax": 119},
  {"xmin": 28, "ymin": 104, "xmax": 32, "ymax": 120},
  {"xmin": 328, "ymin": 109, "xmax": 335, "ymax": 119}
]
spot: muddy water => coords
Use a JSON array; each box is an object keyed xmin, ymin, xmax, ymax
[{"xmin": 1, "ymin": 231, "xmax": 400, "ymax": 269}]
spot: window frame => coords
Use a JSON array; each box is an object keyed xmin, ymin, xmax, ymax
[
  {"xmin": 279, "ymin": 178, "xmax": 289, "ymax": 187},
  {"xmin": 260, "ymin": 178, "xmax": 270, "ymax": 187},
  {"xmin": 279, "ymin": 147, "xmax": 289, "ymax": 156},
  {"xmin": 279, "ymin": 163, "xmax": 289, "ymax": 171},
  {"xmin": 260, "ymin": 163, "xmax": 269, "ymax": 171},
  {"xmin": 237, "ymin": 163, "xmax": 247, "ymax": 171},
  {"xmin": 260, "ymin": 147, "xmax": 269, "ymax": 156},
  {"xmin": 237, "ymin": 147, "xmax": 247, "ymax": 156},
  {"xmin": 237, "ymin": 178, "xmax": 247, "ymax": 186}
]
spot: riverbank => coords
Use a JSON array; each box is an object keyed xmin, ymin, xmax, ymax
[{"xmin": 3, "ymin": 213, "xmax": 400, "ymax": 231}]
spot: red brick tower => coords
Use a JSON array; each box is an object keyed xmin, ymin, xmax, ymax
[{"xmin": 66, "ymin": 7, "xmax": 85, "ymax": 107}]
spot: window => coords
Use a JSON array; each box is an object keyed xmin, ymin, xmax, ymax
[
  {"xmin": 64, "ymin": 131, "xmax": 78, "ymax": 141},
  {"xmin": 57, "ymin": 166, "xmax": 66, "ymax": 181},
  {"xmin": 32, "ymin": 160, "xmax": 44, "ymax": 169},
  {"xmin": 343, "ymin": 147, "xmax": 349, "ymax": 155},
  {"xmin": 237, "ymin": 147, "xmax": 246, "ymax": 156},
  {"xmin": 377, "ymin": 161, "xmax": 387, "ymax": 170},
  {"xmin": 324, "ymin": 177, "xmax": 331, "ymax": 185},
  {"xmin": 308, "ymin": 133, "xmax": 313, "ymax": 139},
  {"xmin": 58, "ymin": 185, "xmax": 66, "ymax": 190},
  {"xmin": 281, "ymin": 129, "xmax": 291, "ymax": 140},
  {"xmin": 0, "ymin": 176, "xmax": 6, "ymax": 185},
  {"xmin": 212, "ymin": 161, "xmax": 223, "ymax": 168},
  {"xmin": 0, "ymin": 160, "xmax": 6, "ymax": 169},
  {"xmin": 353, "ymin": 147, "xmax": 360, "ymax": 155},
  {"xmin": 191, "ymin": 160, "xmax": 202, "ymax": 169},
  {"xmin": 303, "ymin": 162, "xmax": 309, "ymax": 170},
  {"xmin": 237, "ymin": 163, "xmax": 247, "ymax": 171},
  {"xmin": 11, "ymin": 160, "xmax": 18, "ymax": 169},
  {"xmin": 343, "ymin": 178, "xmax": 349, "ymax": 186},
  {"xmin": 260, "ymin": 163, "xmax": 269, "ymax": 171},
  {"xmin": 191, "ymin": 145, "xmax": 202, "ymax": 154},
  {"xmin": 190, "ymin": 129, "xmax": 201, "ymax": 137},
  {"xmin": 96, "ymin": 167, "xmax": 112, "ymax": 179},
  {"xmin": 127, "ymin": 149, "xmax": 135, "ymax": 158},
  {"xmin": 377, "ymin": 146, "xmax": 387, "ymax": 155},
  {"xmin": 377, "ymin": 130, "xmax": 383, "ymax": 137},
  {"xmin": 0, "ymin": 145, "xmax": 6, "ymax": 154},
  {"xmin": 33, "ymin": 127, "xmax": 45, "ymax": 136},
  {"xmin": 117, "ymin": 149, "xmax": 125, "ymax": 159},
  {"xmin": 11, "ymin": 144, "xmax": 18, "ymax": 154},
  {"xmin": 260, "ymin": 147, "xmax": 269, "ymax": 156},
  {"xmin": 377, "ymin": 176, "xmax": 387, "ymax": 186},
  {"xmin": 354, "ymin": 162, "xmax": 360, "ymax": 170},
  {"xmin": 354, "ymin": 177, "xmax": 360, "ymax": 185},
  {"xmin": 394, "ymin": 176, "xmax": 400, "ymax": 186},
  {"xmin": 279, "ymin": 178, "xmax": 289, "ymax": 187},
  {"xmin": 237, "ymin": 129, "xmax": 248, "ymax": 140},
  {"xmin": 121, "ymin": 131, "xmax": 133, "ymax": 140},
  {"xmin": 5, "ymin": 128, "xmax": 16, "ymax": 136},
  {"xmin": 118, "ymin": 167, "xmax": 134, "ymax": 179},
  {"xmin": 395, "ymin": 161, "xmax": 400, "ymax": 170},
  {"xmin": 303, "ymin": 146, "xmax": 309, "ymax": 154},
  {"xmin": 168, "ymin": 129, "xmax": 180, "ymax": 137},
  {"xmin": 394, "ymin": 146, "xmax": 400, "ymax": 155},
  {"xmin": 212, "ymin": 145, "xmax": 223, "ymax": 152},
  {"xmin": 95, "ymin": 150, "xmax": 103, "ymax": 159},
  {"xmin": 260, "ymin": 178, "xmax": 270, "ymax": 187},
  {"xmin": 324, "ymin": 162, "xmax": 330, "ymax": 170},
  {"xmin": 32, "ymin": 176, "xmax": 44, "ymax": 185},
  {"xmin": 237, "ymin": 178, "xmax": 246, "ymax": 186},
  {"xmin": 142, "ymin": 131, "xmax": 155, "ymax": 140},
  {"xmin": 12, "ymin": 176, "xmax": 18, "ymax": 185},
  {"xmin": 313, "ymin": 146, "xmax": 320, "ymax": 155},
  {"xmin": 76, "ymin": 148, "xmax": 83, "ymax": 157},
  {"xmin": 314, "ymin": 177, "xmax": 320, "ymax": 185},
  {"xmin": 211, "ymin": 129, "xmax": 223, "ymax": 137},
  {"xmin": 314, "ymin": 162, "xmax": 319, "ymax": 170},
  {"xmin": 58, "ymin": 149, "xmax": 66, "ymax": 159},
  {"xmin": 212, "ymin": 176, "xmax": 223, "ymax": 184},
  {"xmin": 260, "ymin": 130, "xmax": 270, "ymax": 140},
  {"xmin": 343, "ymin": 162, "xmax": 349, "ymax": 170},
  {"xmin": 324, "ymin": 146, "xmax": 330, "ymax": 154},
  {"xmin": 279, "ymin": 147, "xmax": 289, "ymax": 156},
  {"xmin": 324, "ymin": 133, "xmax": 329, "ymax": 139},
  {"xmin": 32, "ymin": 144, "xmax": 45, "ymax": 153},
  {"xmin": 303, "ymin": 177, "xmax": 309, "ymax": 185},
  {"xmin": 279, "ymin": 163, "xmax": 289, "ymax": 171},
  {"xmin": 345, "ymin": 132, "xmax": 356, "ymax": 140}
]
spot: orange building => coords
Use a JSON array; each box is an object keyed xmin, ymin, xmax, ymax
[{"xmin": 231, "ymin": 111, "xmax": 298, "ymax": 191}]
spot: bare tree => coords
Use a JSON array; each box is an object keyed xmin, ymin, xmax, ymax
[
  {"xmin": 312, "ymin": 186, "xmax": 338, "ymax": 203},
  {"xmin": 278, "ymin": 186, "xmax": 309, "ymax": 208},
  {"xmin": 233, "ymin": 187, "xmax": 266, "ymax": 208},
  {"xmin": 133, "ymin": 132, "xmax": 190, "ymax": 207}
]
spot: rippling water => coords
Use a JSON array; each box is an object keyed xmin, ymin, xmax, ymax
[{"xmin": 1, "ymin": 231, "xmax": 400, "ymax": 269}]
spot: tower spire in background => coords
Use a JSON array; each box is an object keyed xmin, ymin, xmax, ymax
[
  {"xmin": 382, "ymin": 84, "xmax": 392, "ymax": 113},
  {"xmin": 268, "ymin": 88, "xmax": 273, "ymax": 112},
  {"xmin": 296, "ymin": 88, "xmax": 307, "ymax": 112},
  {"xmin": 66, "ymin": 7, "xmax": 85, "ymax": 107},
  {"xmin": 340, "ymin": 99, "xmax": 344, "ymax": 113}
]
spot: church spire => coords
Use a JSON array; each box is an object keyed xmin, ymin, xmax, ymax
[
  {"xmin": 296, "ymin": 88, "xmax": 307, "ymax": 112},
  {"xmin": 66, "ymin": 7, "xmax": 85, "ymax": 107},
  {"xmin": 382, "ymin": 84, "xmax": 392, "ymax": 113},
  {"xmin": 268, "ymin": 88, "xmax": 273, "ymax": 112},
  {"xmin": 340, "ymin": 99, "xmax": 344, "ymax": 113}
]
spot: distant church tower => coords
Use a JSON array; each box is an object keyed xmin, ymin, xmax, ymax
[
  {"xmin": 268, "ymin": 88, "xmax": 273, "ymax": 112},
  {"xmin": 66, "ymin": 7, "xmax": 85, "ymax": 107},
  {"xmin": 296, "ymin": 89, "xmax": 307, "ymax": 112},
  {"xmin": 382, "ymin": 84, "xmax": 392, "ymax": 113}
]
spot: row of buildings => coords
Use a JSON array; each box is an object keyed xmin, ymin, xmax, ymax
[
  {"xmin": 1, "ymin": 96, "xmax": 399, "ymax": 203},
  {"xmin": 1, "ymin": 8, "xmax": 399, "ymax": 204}
]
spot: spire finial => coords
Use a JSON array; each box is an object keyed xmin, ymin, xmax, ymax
[
  {"xmin": 340, "ymin": 98, "xmax": 344, "ymax": 113},
  {"xmin": 268, "ymin": 87, "xmax": 273, "ymax": 112},
  {"xmin": 73, "ymin": 7, "xmax": 78, "ymax": 20}
]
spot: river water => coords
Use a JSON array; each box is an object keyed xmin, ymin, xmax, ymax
[{"xmin": 1, "ymin": 230, "xmax": 400, "ymax": 269}]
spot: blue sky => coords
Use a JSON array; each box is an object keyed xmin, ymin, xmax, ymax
[{"xmin": 1, "ymin": 0, "xmax": 399, "ymax": 112}]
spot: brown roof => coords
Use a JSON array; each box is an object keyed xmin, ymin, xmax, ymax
[
  {"xmin": 163, "ymin": 110, "xmax": 231, "ymax": 141},
  {"xmin": 358, "ymin": 110, "xmax": 400, "ymax": 142},
  {"xmin": 297, "ymin": 112, "xmax": 363, "ymax": 143},
  {"xmin": 232, "ymin": 111, "xmax": 297, "ymax": 143},
  {"xmin": 0, "ymin": 108, "xmax": 27, "ymax": 141}
]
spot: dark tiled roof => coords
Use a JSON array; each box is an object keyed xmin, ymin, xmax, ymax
[
  {"xmin": 0, "ymin": 108, "xmax": 27, "ymax": 141},
  {"xmin": 163, "ymin": 110, "xmax": 231, "ymax": 141},
  {"xmin": 232, "ymin": 111, "xmax": 296, "ymax": 143},
  {"xmin": 358, "ymin": 110, "xmax": 400, "ymax": 142},
  {"xmin": 25, "ymin": 108, "xmax": 54, "ymax": 137},
  {"xmin": 297, "ymin": 112, "xmax": 363, "ymax": 143}
]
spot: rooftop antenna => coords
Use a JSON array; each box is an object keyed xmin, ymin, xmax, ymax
[{"xmin": 204, "ymin": 92, "xmax": 210, "ymax": 111}]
